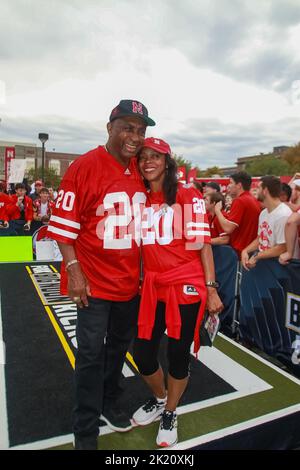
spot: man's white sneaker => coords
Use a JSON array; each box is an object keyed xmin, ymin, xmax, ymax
[
  {"xmin": 156, "ymin": 410, "xmax": 178, "ymax": 447},
  {"xmin": 132, "ymin": 397, "xmax": 166, "ymax": 426}
]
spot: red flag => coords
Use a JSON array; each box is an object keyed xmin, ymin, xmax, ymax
[
  {"xmin": 187, "ymin": 168, "xmax": 197, "ymax": 183},
  {"xmin": 177, "ymin": 166, "xmax": 186, "ymax": 183}
]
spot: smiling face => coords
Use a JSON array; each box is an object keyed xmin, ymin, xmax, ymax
[
  {"xmin": 40, "ymin": 189, "xmax": 49, "ymax": 203},
  {"xmin": 138, "ymin": 147, "xmax": 166, "ymax": 189},
  {"xmin": 106, "ymin": 116, "xmax": 147, "ymax": 166}
]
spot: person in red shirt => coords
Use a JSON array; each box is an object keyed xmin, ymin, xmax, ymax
[
  {"xmin": 0, "ymin": 182, "xmax": 11, "ymax": 229},
  {"xmin": 131, "ymin": 138, "xmax": 223, "ymax": 448},
  {"xmin": 204, "ymin": 192, "xmax": 229, "ymax": 245},
  {"xmin": 47, "ymin": 100, "xmax": 155, "ymax": 450},
  {"xmin": 6, "ymin": 183, "xmax": 33, "ymax": 234},
  {"xmin": 214, "ymin": 172, "xmax": 261, "ymax": 258},
  {"xmin": 32, "ymin": 187, "xmax": 55, "ymax": 233}
]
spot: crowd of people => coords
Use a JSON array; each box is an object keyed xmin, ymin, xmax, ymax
[
  {"xmin": 1, "ymin": 98, "xmax": 299, "ymax": 450},
  {"xmin": 195, "ymin": 172, "xmax": 300, "ymax": 265},
  {"xmin": 0, "ymin": 179, "xmax": 57, "ymax": 236}
]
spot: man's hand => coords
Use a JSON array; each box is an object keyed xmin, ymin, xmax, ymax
[
  {"xmin": 23, "ymin": 222, "xmax": 31, "ymax": 231},
  {"xmin": 67, "ymin": 263, "xmax": 91, "ymax": 308},
  {"xmin": 241, "ymin": 250, "xmax": 250, "ymax": 270},
  {"xmin": 279, "ymin": 251, "xmax": 292, "ymax": 265},
  {"xmin": 206, "ymin": 287, "xmax": 224, "ymax": 316},
  {"xmin": 41, "ymin": 215, "xmax": 50, "ymax": 224},
  {"xmin": 0, "ymin": 221, "xmax": 9, "ymax": 229},
  {"xmin": 214, "ymin": 201, "xmax": 222, "ymax": 214},
  {"xmin": 247, "ymin": 254, "xmax": 258, "ymax": 269},
  {"xmin": 17, "ymin": 196, "xmax": 24, "ymax": 207}
]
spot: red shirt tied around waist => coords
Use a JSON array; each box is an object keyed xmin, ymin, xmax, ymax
[{"xmin": 132, "ymin": 138, "xmax": 224, "ymax": 448}]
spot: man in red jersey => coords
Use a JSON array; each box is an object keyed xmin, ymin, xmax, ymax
[
  {"xmin": 47, "ymin": 100, "xmax": 155, "ymax": 450},
  {"xmin": 214, "ymin": 172, "xmax": 261, "ymax": 258}
]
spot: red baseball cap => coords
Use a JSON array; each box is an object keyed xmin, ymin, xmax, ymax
[{"xmin": 142, "ymin": 137, "xmax": 171, "ymax": 155}]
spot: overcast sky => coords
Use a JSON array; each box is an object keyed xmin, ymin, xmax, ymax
[{"xmin": 1, "ymin": 0, "xmax": 300, "ymax": 169}]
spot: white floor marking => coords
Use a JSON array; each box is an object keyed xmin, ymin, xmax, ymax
[{"xmin": 170, "ymin": 403, "xmax": 300, "ymax": 450}]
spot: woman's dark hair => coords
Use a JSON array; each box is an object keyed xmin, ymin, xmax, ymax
[
  {"xmin": 163, "ymin": 154, "xmax": 178, "ymax": 206},
  {"xmin": 138, "ymin": 152, "xmax": 178, "ymax": 206}
]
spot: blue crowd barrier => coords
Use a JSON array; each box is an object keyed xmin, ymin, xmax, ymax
[
  {"xmin": 212, "ymin": 245, "xmax": 239, "ymax": 336},
  {"xmin": 239, "ymin": 258, "xmax": 300, "ymax": 376}
]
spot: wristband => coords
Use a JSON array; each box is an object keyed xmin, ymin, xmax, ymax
[
  {"xmin": 66, "ymin": 259, "xmax": 79, "ymax": 270},
  {"xmin": 205, "ymin": 281, "xmax": 219, "ymax": 289}
]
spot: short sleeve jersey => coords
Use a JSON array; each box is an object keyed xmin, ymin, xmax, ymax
[
  {"xmin": 225, "ymin": 191, "xmax": 261, "ymax": 257},
  {"xmin": 47, "ymin": 146, "xmax": 146, "ymax": 301},
  {"xmin": 141, "ymin": 184, "xmax": 211, "ymax": 304}
]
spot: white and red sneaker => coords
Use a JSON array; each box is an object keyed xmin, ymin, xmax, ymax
[
  {"xmin": 156, "ymin": 410, "xmax": 178, "ymax": 447},
  {"xmin": 133, "ymin": 396, "xmax": 166, "ymax": 426}
]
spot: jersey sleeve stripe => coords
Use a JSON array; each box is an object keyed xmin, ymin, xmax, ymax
[
  {"xmin": 47, "ymin": 225, "xmax": 78, "ymax": 239},
  {"xmin": 50, "ymin": 215, "xmax": 81, "ymax": 229},
  {"xmin": 186, "ymin": 222, "xmax": 210, "ymax": 228}
]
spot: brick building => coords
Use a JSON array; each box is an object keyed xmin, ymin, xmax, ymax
[{"xmin": 0, "ymin": 140, "xmax": 80, "ymax": 181}]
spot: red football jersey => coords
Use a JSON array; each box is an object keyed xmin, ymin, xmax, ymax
[
  {"xmin": 225, "ymin": 191, "xmax": 261, "ymax": 257},
  {"xmin": 141, "ymin": 184, "xmax": 211, "ymax": 304},
  {"xmin": 47, "ymin": 146, "xmax": 146, "ymax": 301}
]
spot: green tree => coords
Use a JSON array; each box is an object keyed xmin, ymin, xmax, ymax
[
  {"xmin": 199, "ymin": 166, "xmax": 224, "ymax": 177},
  {"xmin": 172, "ymin": 153, "xmax": 202, "ymax": 177},
  {"xmin": 245, "ymin": 156, "xmax": 291, "ymax": 176},
  {"xmin": 282, "ymin": 142, "xmax": 300, "ymax": 173},
  {"xmin": 26, "ymin": 166, "xmax": 61, "ymax": 188},
  {"xmin": 172, "ymin": 153, "xmax": 192, "ymax": 174}
]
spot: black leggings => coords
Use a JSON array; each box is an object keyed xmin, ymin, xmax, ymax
[{"xmin": 133, "ymin": 301, "xmax": 200, "ymax": 380}]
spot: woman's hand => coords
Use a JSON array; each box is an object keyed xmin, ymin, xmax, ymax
[{"xmin": 206, "ymin": 287, "xmax": 224, "ymax": 315}]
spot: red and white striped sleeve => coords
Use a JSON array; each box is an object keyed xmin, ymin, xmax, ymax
[{"xmin": 47, "ymin": 176, "xmax": 81, "ymax": 245}]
